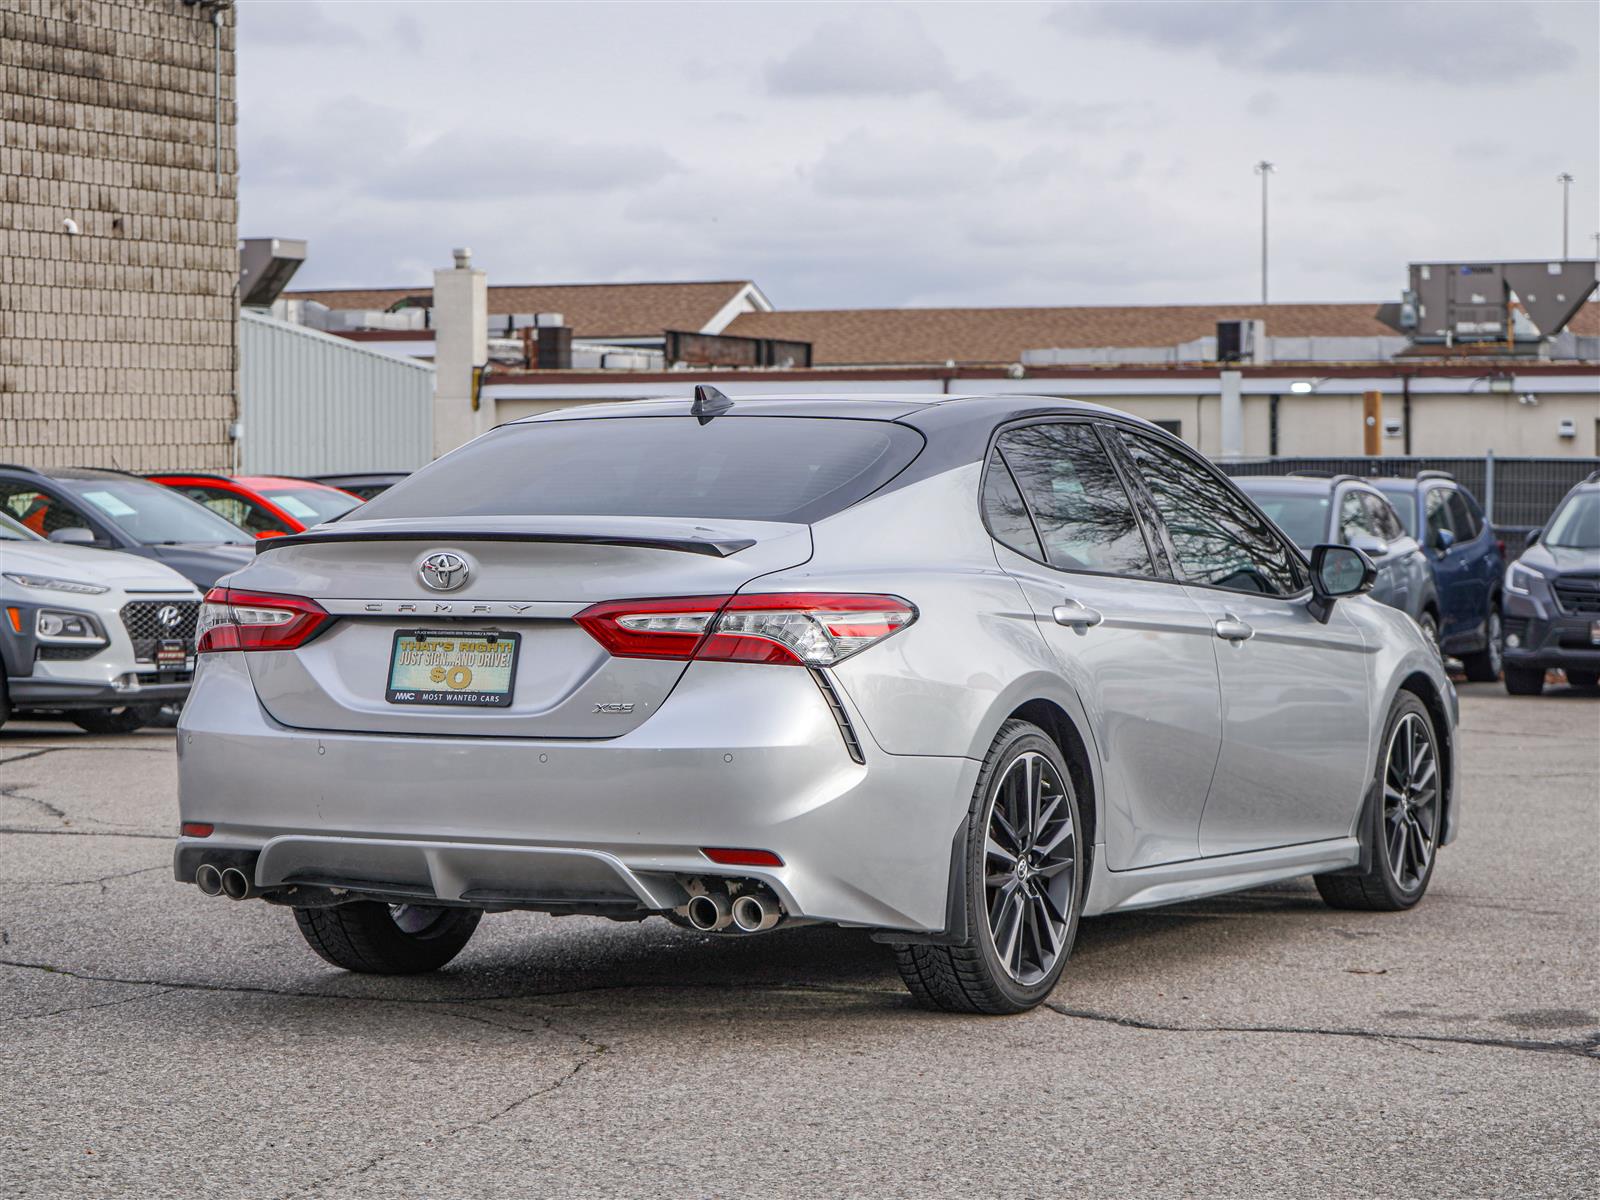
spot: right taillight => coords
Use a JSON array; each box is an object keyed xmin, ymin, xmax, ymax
[
  {"xmin": 196, "ymin": 587, "xmax": 331, "ymax": 653},
  {"xmin": 574, "ymin": 592, "xmax": 915, "ymax": 667}
]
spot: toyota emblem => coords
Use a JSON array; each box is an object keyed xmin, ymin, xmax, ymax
[
  {"xmin": 157, "ymin": 604, "xmax": 183, "ymax": 629},
  {"xmin": 419, "ymin": 551, "xmax": 470, "ymax": 592}
]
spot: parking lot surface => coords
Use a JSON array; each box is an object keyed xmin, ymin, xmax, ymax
[{"xmin": 1, "ymin": 683, "xmax": 1595, "ymax": 1199}]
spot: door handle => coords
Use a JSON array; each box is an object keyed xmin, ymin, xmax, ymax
[
  {"xmin": 1213, "ymin": 613, "xmax": 1254, "ymax": 643},
  {"xmin": 1053, "ymin": 600, "xmax": 1104, "ymax": 631}
]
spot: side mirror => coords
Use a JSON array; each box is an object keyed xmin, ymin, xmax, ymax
[
  {"xmin": 1525, "ymin": 529, "xmax": 1540, "ymax": 547},
  {"xmin": 1434, "ymin": 528, "xmax": 1456, "ymax": 552},
  {"xmin": 1349, "ymin": 533, "xmax": 1389, "ymax": 559},
  {"xmin": 47, "ymin": 527, "xmax": 97, "ymax": 546},
  {"xmin": 1308, "ymin": 544, "xmax": 1376, "ymax": 624}
]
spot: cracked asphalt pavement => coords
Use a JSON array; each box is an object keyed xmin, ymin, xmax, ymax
[{"xmin": 1, "ymin": 683, "xmax": 1595, "ymax": 1199}]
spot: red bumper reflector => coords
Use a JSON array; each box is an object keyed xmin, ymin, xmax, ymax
[
  {"xmin": 701, "ymin": 847, "xmax": 784, "ymax": 868},
  {"xmin": 181, "ymin": 822, "xmax": 215, "ymax": 838}
]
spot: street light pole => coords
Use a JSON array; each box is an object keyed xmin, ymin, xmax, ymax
[
  {"xmin": 1254, "ymin": 160, "xmax": 1275, "ymax": 303},
  {"xmin": 1557, "ymin": 172, "xmax": 1574, "ymax": 259}
]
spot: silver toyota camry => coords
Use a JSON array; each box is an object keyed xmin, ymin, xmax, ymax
[{"xmin": 176, "ymin": 392, "xmax": 1457, "ymax": 1014}]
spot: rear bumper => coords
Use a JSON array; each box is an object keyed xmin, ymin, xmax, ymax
[{"xmin": 176, "ymin": 653, "xmax": 978, "ymax": 932}]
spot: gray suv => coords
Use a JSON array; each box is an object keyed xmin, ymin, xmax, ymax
[
  {"xmin": 175, "ymin": 393, "xmax": 1456, "ymax": 1014},
  {"xmin": 1237, "ymin": 474, "xmax": 1440, "ymax": 647}
]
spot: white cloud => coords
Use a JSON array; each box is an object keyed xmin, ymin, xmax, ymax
[
  {"xmin": 1067, "ymin": 0, "xmax": 1579, "ymax": 83},
  {"xmin": 812, "ymin": 132, "xmax": 997, "ymax": 198},
  {"xmin": 765, "ymin": 12, "xmax": 950, "ymax": 98}
]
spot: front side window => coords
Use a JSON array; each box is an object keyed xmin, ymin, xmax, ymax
[
  {"xmin": 1118, "ymin": 433, "xmax": 1304, "ymax": 596},
  {"xmin": 994, "ymin": 423, "xmax": 1154, "ymax": 577}
]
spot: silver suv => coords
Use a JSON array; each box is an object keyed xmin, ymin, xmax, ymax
[{"xmin": 176, "ymin": 393, "xmax": 1456, "ymax": 1014}]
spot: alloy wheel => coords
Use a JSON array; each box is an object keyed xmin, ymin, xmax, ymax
[
  {"xmin": 1382, "ymin": 712, "xmax": 1439, "ymax": 892},
  {"xmin": 983, "ymin": 751, "xmax": 1076, "ymax": 986}
]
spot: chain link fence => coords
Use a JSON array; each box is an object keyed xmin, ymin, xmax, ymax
[{"xmin": 1219, "ymin": 456, "xmax": 1600, "ymax": 556}]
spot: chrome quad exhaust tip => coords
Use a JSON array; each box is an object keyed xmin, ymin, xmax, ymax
[
  {"xmin": 219, "ymin": 866, "xmax": 253, "ymax": 900},
  {"xmin": 730, "ymin": 890, "xmax": 781, "ymax": 933},
  {"xmin": 684, "ymin": 890, "xmax": 732, "ymax": 932}
]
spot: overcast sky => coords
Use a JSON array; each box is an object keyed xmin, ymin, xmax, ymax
[{"xmin": 238, "ymin": 0, "xmax": 1599, "ymax": 310}]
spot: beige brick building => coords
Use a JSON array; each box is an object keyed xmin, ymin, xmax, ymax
[{"xmin": 0, "ymin": 0, "xmax": 237, "ymax": 470}]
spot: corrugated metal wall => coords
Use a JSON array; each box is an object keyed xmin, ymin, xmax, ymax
[{"xmin": 239, "ymin": 311, "xmax": 434, "ymax": 474}]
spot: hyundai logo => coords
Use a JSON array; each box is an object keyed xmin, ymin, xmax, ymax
[
  {"xmin": 157, "ymin": 604, "xmax": 183, "ymax": 629},
  {"xmin": 419, "ymin": 551, "xmax": 470, "ymax": 592}
]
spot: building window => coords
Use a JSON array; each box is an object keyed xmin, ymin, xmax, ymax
[{"xmin": 1153, "ymin": 419, "xmax": 1183, "ymax": 440}]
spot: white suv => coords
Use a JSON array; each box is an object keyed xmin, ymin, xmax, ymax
[{"xmin": 1, "ymin": 512, "xmax": 201, "ymax": 733}]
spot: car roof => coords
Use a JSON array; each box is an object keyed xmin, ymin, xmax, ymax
[
  {"xmin": 235, "ymin": 475, "xmax": 349, "ymax": 491},
  {"xmin": 1235, "ymin": 475, "xmax": 1360, "ymax": 492},
  {"xmin": 0, "ymin": 464, "xmax": 152, "ymax": 485},
  {"xmin": 513, "ymin": 392, "xmax": 1147, "ymax": 428}
]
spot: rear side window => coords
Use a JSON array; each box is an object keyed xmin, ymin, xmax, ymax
[
  {"xmin": 361, "ymin": 417, "xmax": 924, "ymax": 524},
  {"xmin": 994, "ymin": 423, "xmax": 1154, "ymax": 577},
  {"xmin": 1445, "ymin": 490, "xmax": 1481, "ymax": 539},
  {"xmin": 1362, "ymin": 492, "xmax": 1405, "ymax": 542},
  {"xmin": 981, "ymin": 451, "xmax": 1044, "ymax": 560}
]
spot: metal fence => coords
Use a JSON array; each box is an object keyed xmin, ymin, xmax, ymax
[
  {"xmin": 1219, "ymin": 455, "xmax": 1599, "ymax": 556},
  {"xmin": 240, "ymin": 311, "xmax": 434, "ymax": 476}
]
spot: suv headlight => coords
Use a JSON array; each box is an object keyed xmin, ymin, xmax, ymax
[
  {"xmin": 35, "ymin": 610, "xmax": 108, "ymax": 644},
  {"xmin": 1504, "ymin": 562, "xmax": 1546, "ymax": 597},
  {"xmin": 2, "ymin": 572, "xmax": 109, "ymax": 595}
]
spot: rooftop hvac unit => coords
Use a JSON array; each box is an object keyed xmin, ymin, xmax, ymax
[
  {"xmin": 1216, "ymin": 318, "xmax": 1265, "ymax": 364},
  {"xmin": 239, "ymin": 237, "xmax": 307, "ymax": 308}
]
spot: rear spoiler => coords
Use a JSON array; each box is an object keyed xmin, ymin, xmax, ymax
[{"xmin": 253, "ymin": 528, "xmax": 756, "ymax": 558}]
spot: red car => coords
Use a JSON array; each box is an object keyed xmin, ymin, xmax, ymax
[{"xmin": 145, "ymin": 474, "xmax": 363, "ymax": 539}]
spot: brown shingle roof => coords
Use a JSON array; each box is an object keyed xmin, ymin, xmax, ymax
[
  {"xmin": 1566, "ymin": 300, "xmax": 1600, "ymax": 337},
  {"xmin": 282, "ymin": 280, "xmax": 756, "ymax": 339},
  {"xmin": 722, "ymin": 302, "xmax": 1411, "ymax": 367}
]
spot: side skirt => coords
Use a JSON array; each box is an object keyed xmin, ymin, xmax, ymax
[{"xmin": 1081, "ymin": 837, "xmax": 1361, "ymax": 917}]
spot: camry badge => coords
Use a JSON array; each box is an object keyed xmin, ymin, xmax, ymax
[{"xmin": 419, "ymin": 551, "xmax": 470, "ymax": 592}]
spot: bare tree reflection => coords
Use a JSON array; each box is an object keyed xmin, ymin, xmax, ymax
[
  {"xmin": 1117, "ymin": 433, "xmax": 1302, "ymax": 595},
  {"xmin": 997, "ymin": 425, "xmax": 1154, "ymax": 576}
]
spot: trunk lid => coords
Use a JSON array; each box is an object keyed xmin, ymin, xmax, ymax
[{"xmin": 233, "ymin": 515, "xmax": 812, "ymax": 738}]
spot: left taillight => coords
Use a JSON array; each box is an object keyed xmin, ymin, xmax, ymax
[
  {"xmin": 574, "ymin": 592, "xmax": 916, "ymax": 667},
  {"xmin": 196, "ymin": 587, "xmax": 331, "ymax": 653}
]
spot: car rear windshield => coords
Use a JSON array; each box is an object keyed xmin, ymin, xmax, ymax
[
  {"xmin": 1241, "ymin": 488, "xmax": 1329, "ymax": 550},
  {"xmin": 360, "ymin": 416, "xmax": 924, "ymax": 524}
]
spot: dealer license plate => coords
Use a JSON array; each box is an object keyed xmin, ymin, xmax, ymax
[{"xmin": 386, "ymin": 630, "xmax": 520, "ymax": 707}]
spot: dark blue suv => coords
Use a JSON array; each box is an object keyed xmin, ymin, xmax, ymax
[{"xmin": 1372, "ymin": 472, "xmax": 1505, "ymax": 681}]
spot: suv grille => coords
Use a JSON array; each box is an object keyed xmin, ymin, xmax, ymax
[
  {"xmin": 1553, "ymin": 575, "xmax": 1600, "ymax": 615},
  {"xmin": 119, "ymin": 600, "xmax": 200, "ymax": 662}
]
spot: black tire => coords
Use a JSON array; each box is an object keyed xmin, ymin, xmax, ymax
[
  {"xmin": 1459, "ymin": 608, "xmax": 1503, "ymax": 683},
  {"xmin": 71, "ymin": 704, "xmax": 161, "ymax": 735},
  {"xmin": 293, "ymin": 902, "xmax": 482, "ymax": 974},
  {"xmin": 893, "ymin": 720, "xmax": 1084, "ymax": 1015},
  {"xmin": 1565, "ymin": 670, "xmax": 1599, "ymax": 690},
  {"xmin": 1503, "ymin": 666, "xmax": 1545, "ymax": 696},
  {"xmin": 1417, "ymin": 610, "xmax": 1441, "ymax": 657},
  {"xmin": 1316, "ymin": 692, "xmax": 1441, "ymax": 912}
]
